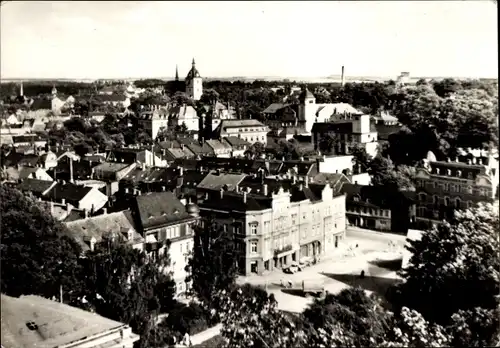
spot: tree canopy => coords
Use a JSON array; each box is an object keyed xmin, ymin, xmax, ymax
[
  {"xmin": 0, "ymin": 185, "xmax": 83, "ymax": 300},
  {"xmin": 393, "ymin": 203, "xmax": 500, "ymax": 346}
]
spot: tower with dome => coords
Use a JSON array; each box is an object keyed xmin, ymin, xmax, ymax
[{"xmin": 185, "ymin": 58, "xmax": 203, "ymax": 101}]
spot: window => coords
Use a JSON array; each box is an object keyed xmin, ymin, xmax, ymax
[
  {"xmin": 443, "ymin": 183, "xmax": 449, "ymax": 191},
  {"xmin": 433, "ymin": 195, "xmax": 439, "ymax": 206},
  {"xmin": 419, "ymin": 193, "xmax": 427, "ymax": 201},
  {"xmin": 384, "ymin": 210, "xmax": 389, "ymax": 217},
  {"xmin": 433, "ymin": 182, "xmax": 438, "ymax": 189},
  {"xmin": 455, "ymin": 198, "xmax": 461, "ymax": 209},
  {"xmin": 250, "ymin": 241, "xmax": 258, "ymax": 253},
  {"xmin": 250, "ymin": 224, "xmax": 257, "ymax": 235},
  {"xmin": 467, "ymin": 185, "xmax": 473, "ymax": 194},
  {"xmin": 468, "ymin": 172, "xmax": 473, "ymax": 179},
  {"xmin": 444, "ymin": 197, "xmax": 450, "ymax": 206}
]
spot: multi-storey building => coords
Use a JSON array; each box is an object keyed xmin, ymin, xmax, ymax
[
  {"xmin": 414, "ymin": 149, "xmax": 499, "ymax": 229},
  {"xmin": 197, "ymin": 178, "xmax": 346, "ymax": 275},
  {"xmin": 185, "ymin": 58, "xmax": 203, "ymax": 101},
  {"xmin": 214, "ymin": 119, "xmax": 269, "ymax": 145},
  {"xmin": 132, "ymin": 191, "xmax": 200, "ymax": 296}
]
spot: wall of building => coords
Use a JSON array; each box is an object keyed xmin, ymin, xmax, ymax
[
  {"xmin": 79, "ymin": 189, "xmax": 108, "ymax": 211},
  {"xmin": 319, "ymin": 155, "xmax": 354, "ymax": 174}
]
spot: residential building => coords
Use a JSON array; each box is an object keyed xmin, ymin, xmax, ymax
[
  {"xmin": 46, "ymin": 182, "xmax": 108, "ymax": 213},
  {"xmin": 262, "ymin": 103, "xmax": 302, "ymax": 130},
  {"xmin": 185, "ymin": 58, "xmax": 203, "ymax": 101},
  {"xmin": 138, "ymin": 107, "xmax": 169, "ymax": 140},
  {"xmin": 16, "ymin": 178, "xmax": 56, "ymax": 198},
  {"xmin": 131, "ymin": 191, "xmax": 200, "ymax": 296},
  {"xmin": 197, "ymin": 171, "xmax": 246, "ymax": 192},
  {"xmin": 91, "ymin": 162, "xmax": 137, "ymax": 181},
  {"xmin": 108, "ymin": 148, "xmax": 166, "ymax": 168},
  {"xmin": 161, "ymin": 145, "xmax": 196, "ymax": 161},
  {"xmin": 214, "ymin": 119, "xmax": 269, "ymax": 145},
  {"xmin": 169, "ymin": 104, "xmax": 199, "ymax": 131},
  {"xmin": 341, "ymin": 183, "xmax": 416, "ymax": 233},
  {"xmin": 414, "ymin": 149, "xmax": 499, "ymax": 229},
  {"xmin": 205, "ymin": 139, "xmax": 232, "ymax": 158},
  {"xmin": 223, "ymin": 136, "xmax": 251, "ymax": 157},
  {"xmin": 311, "ymin": 113, "xmax": 379, "ymax": 158},
  {"xmin": 198, "ymin": 178, "xmax": 346, "ymax": 275},
  {"xmin": 65, "ymin": 210, "xmax": 144, "ymax": 252},
  {"xmin": 1, "ymin": 294, "xmax": 140, "ymax": 348}
]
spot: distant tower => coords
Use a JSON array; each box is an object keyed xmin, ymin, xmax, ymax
[
  {"xmin": 341, "ymin": 66, "xmax": 345, "ymax": 87},
  {"xmin": 51, "ymin": 84, "xmax": 57, "ymax": 97},
  {"xmin": 298, "ymin": 87, "xmax": 317, "ymax": 133},
  {"xmin": 175, "ymin": 65, "xmax": 179, "ymax": 82},
  {"xmin": 19, "ymin": 81, "xmax": 24, "ymax": 97},
  {"xmin": 185, "ymin": 58, "xmax": 203, "ymax": 101}
]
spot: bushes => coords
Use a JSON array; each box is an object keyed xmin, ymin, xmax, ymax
[{"xmin": 163, "ymin": 301, "xmax": 216, "ymax": 336}]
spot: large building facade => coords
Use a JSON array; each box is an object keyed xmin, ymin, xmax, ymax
[
  {"xmin": 198, "ymin": 179, "xmax": 346, "ymax": 275},
  {"xmin": 414, "ymin": 150, "xmax": 499, "ymax": 229}
]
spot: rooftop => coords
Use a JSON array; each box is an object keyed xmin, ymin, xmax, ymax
[{"xmin": 1, "ymin": 294, "xmax": 135, "ymax": 348}]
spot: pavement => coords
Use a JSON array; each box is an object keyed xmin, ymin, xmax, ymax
[{"xmin": 237, "ymin": 227, "xmax": 406, "ymax": 313}]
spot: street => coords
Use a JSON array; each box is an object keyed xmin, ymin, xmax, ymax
[{"xmin": 237, "ymin": 227, "xmax": 407, "ymax": 313}]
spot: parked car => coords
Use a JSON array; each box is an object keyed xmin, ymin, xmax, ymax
[
  {"xmin": 283, "ymin": 263, "xmax": 301, "ymax": 274},
  {"xmin": 299, "ymin": 256, "xmax": 313, "ymax": 267}
]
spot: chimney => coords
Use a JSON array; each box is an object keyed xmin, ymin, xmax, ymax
[
  {"xmin": 220, "ymin": 188, "xmax": 224, "ymax": 199},
  {"xmin": 66, "ymin": 202, "xmax": 71, "ymax": 214},
  {"xmin": 305, "ymin": 177, "xmax": 309, "ymax": 188},
  {"xmin": 263, "ymin": 184, "xmax": 268, "ymax": 196},
  {"xmin": 179, "ymin": 167, "xmax": 184, "ymax": 176},
  {"xmin": 299, "ymin": 183, "xmax": 304, "ymax": 191},
  {"xmin": 341, "ymin": 66, "xmax": 345, "ymax": 87},
  {"xmin": 200, "ymin": 165, "xmax": 204, "ymax": 173},
  {"xmin": 243, "ymin": 191, "xmax": 247, "ymax": 203},
  {"xmin": 309, "ymin": 176, "xmax": 314, "ymax": 183},
  {"xmin": 137, "ymin": 190, "xmax": 141, "ymax": 196},
  {"xmin": 50, "ymin": 201, "xmax": 55, "ymax": 214},
  {"xmin": 446, "ymin": 158, "xmax": 451, "ymax": 163},
  {"xmin": 455, "ymin": 157, "xmax": 459, "ymax": 163},
  {"xmin": 102, "ymin": 207, "xmax": 107, "ymax": 215},
  {"xmin": 162, "ymin": 186, "xmax": 166, "ymax": 191},
  {"xmin": 300, "ymin": 156, "xmax": 304, "ymax": 162},
  {"xmin": 235, "ymin": 185, "xmax": 239, "ymax": 193},
  {"xmin": 84, "ymin": 209, "xmax": 89, "ymax": 219},
  {"xmin": 69, "ymin": 157, "xmax": 74, "ymax": 183},
  {"xmin": 292, "ymin": 175, "xmax": 297, "ymax": 184},
  {"xmin": 61, "ymin": 198, "xmax": 66, "ymax": 205}
]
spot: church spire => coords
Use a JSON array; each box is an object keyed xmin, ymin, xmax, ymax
[
  {"xmin": 192, "ymin": 58, "xmax": 196, "ymax": 67},
  {"xmin": 20, "ymin": 81, "xmax": 24, "ymax": 97},
  {"xmin": 175, "ymin": 65, "xmax": 179, "ymax": 81}
]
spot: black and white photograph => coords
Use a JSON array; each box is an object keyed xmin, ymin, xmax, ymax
[{"xmin": 0, "ymin": 1, "xmax": 498, "ymax": 347}]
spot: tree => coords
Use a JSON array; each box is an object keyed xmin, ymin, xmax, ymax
[
  {"xmin": 392, "ymin": 203, "xmax": 500, "ymax": 346},
  {"xmin": 302, "ymin": 287, "xmax": 391, "ymax": 347},
  {"xmin": 368, "ymin": 155, "xmax": 415, "ymax": 191},
  {"xmin": 186, "ymin": 218, "xmax": 238, "ymax": 309},
  {"xmin": 318, "ymin": 133, "xmax": 337, "ymax": 155},
  {"xmin": 0, "ymin": 185, "xmax": 83, "ymax": 301},
  {"xmin": 200, "ymin": 89, "xmax": 220, "ymax": 105},
  {"xmin": 215, "ymin": 284, "xmax": 307, "ymax": 348},
  {"xmin": 79, "ymin": 241, "xmax": 176, "ymax": 348},
  {"xmin": 350, "ymin": 143, "xmax": 372, "ymax": 173}
]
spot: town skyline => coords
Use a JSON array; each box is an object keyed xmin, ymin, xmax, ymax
[{"xmin": 1, "ymin": 1, "xmax": 498, "ymax": 80}]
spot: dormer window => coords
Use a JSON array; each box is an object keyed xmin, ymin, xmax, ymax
[
  {"xmin": 456, "ymin": 170, "xmax": 462, "ymax": 177},
  {"xmin": 436, "ymin": 168, "xmax": 440, "ymax": 175},
  {"xmin": 447, "ymin": 169, "xmax": 452, "ymax": 176}
]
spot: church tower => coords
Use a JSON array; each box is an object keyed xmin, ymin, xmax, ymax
[
  {"xmin": 185, "ymin": 58, "xmax": 203, "ymax": 101},
  {"xmin": 298, "ymin": 87, "xmax": 317, "ymax": 133},
  {"xmin": 175, "ymin": 65, "xmax": 179, "ymax": 82},
  {"xmin": 19, "ymin": 81, "xmax": 24, "ymax": 97}
]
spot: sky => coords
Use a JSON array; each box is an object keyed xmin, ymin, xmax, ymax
[{"xmin": 0, "ymin": 1, "xmax": 498, "ymax": 80}]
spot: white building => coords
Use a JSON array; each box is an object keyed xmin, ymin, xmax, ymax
[{"xmin": 185, "ymin": 58, "xmax": 203, "ymax": 101}]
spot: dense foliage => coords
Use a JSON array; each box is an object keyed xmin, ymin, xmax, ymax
[
  {"xmin": 186, "ymin": 218, "xmax": 238, "ymax": 308},
  {"xmin": 392, "ymin": 203, "xmax": 500, "ymax": 346},
  {"xmin": 0, "ymin": 185, "xmax": 83, "ymax": 300}
]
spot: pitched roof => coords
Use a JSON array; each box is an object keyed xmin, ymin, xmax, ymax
[
  {"xmin": 17, "ymin": 179, "xmax": 55, "ymax": 195},
  {"xmin": 199, "ymin": 190, "xmax": 273, "ymax": 212},
  {"xmin": 223, "ymin": 136, "xmax": 251, "ymax": 147},
  {"xmin": 197, "ymin": 171, "xmax": 246, "ymax": 191},
  {"xmin": 1, "ymin": 294, "xmax": 134, "ymax": 348},
  {"xmin": 65, "ymin": 210, "xmax": 143, "ymax": 251},
  {"xmin": 93, "ymin": 162, "xmax": 131, "ymax": 173},
  {"xmin": 109, "ymin": 148, "xmax": 147, "ymax": 164},
  {"xmin": 218, "ymin": 119, "xmax": 266, "ymax": 130},
  {"xmin": 263, "ymin": 103, "xmax": 288, "ymax": 114},
  {"xmin": 46, "ymin": 182, "xmax": 93, "ymax": 205},
  {"xmin": 206, "ymin": 139, "xmax": 231, "ymax": 152},
  {"xmin": 134, "ymin": 191, "xmax": 193, "ymax": 230}
]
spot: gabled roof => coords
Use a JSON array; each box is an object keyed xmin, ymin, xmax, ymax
[
  {"xmin": 262, "ymin": 103, "xmax": 288, "ymax": 114},
  {"xmin": 65, "ymin": 210, "xmax": 143, "ymax": 251},
  {"xmin": 134, "ymin": 191, "xmax": 193, "ymax": 230},
  {"xmin": 280, "ymin": 161, "xmax": 318, "ymax": 177},
  {"xmin": 1, "ymin": 294, "xmax": 135, "ymax": 348},
  {"xmin": 17, "ymin": 179, "xmax": 55, "ymax": 195},
  {"xmin": 46, "ymin": 182, "xmax": 93, "ymax": 206},
  {"xmin": 198, "ymin": 171, "xmax": 246, "ymax": 191},
  {"xmin": 109, "ymin": 148, "xmax": 147, "ymax": 164},
  {"xmin": 223, "ymin": 136, "xmax": 251, "ymax": 147},
  {"xmin": 93, "ymin": 162, "xmax": 131, "ymax": 173},
  {"xmin": 341, "ymin": 183, "xmax": 413, "ymax": 209},
  {"xmin": 206, "ymin": 139, "xmax": 231, "ymax": 152},
  {"xmin": 218, "ymin": 119, "xmax": 266, "ymax": 130}
]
